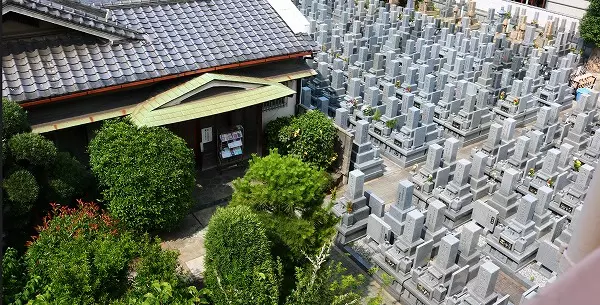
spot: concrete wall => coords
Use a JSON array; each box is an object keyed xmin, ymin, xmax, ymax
[
  {"xmin": 431, "ymin": 0, "xmax": 583, "ymax": 26},
  {"xmin": 261, "ymin": 80, "xmax": 297, "ymax": 128},
  {"xmin": 334, "ymin": 125, "xmax": 354, "ymax": 185}
]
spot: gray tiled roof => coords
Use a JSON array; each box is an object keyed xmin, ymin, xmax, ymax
[
  {"xmin": 2, "ymin": 0, "xmax": 316, "ymax": 102},
  {"xmin": 2, "ymin": 0, "xmax": 145, "ymax": 40}
]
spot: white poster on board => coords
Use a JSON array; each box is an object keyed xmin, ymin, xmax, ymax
[{"xmin": 202, "ymin": 127, "xmax": 212, "ymax": 143}]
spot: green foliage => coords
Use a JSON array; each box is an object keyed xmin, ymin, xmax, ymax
[
  {"xmin": 278, "ymin": 111, "xmax": 338, "ymax": 169},
  {"xmin": 372, "ymin": 109, "xmax": 382, "ymax": 121},
  {"xmin": 580, "ymin": 0, "xmax": 600, "ymax": 47},
  {"xmin": 24, "ymin": 201, "xmax": 140, "ymax": 304},
  {"xmin": 47, "ymin": 152, "xmax": 93, "ymax": 203},
  {"xmin": 385, "ymin": 119, "xmax": 397, "ymax": 130},
  {"xmin": 115, "ymin": 281, "xmax": 206, "ymax": 305},
  {"xmin": 88, "ymin": 119, "xmax": 195, "ymax": 232},
  {"xmin": 14, "ymin": 201, "xmax": 201, "ymax": 305},
  {"xmin": 285, "ymin": 242, "xmax": 364, "ymax": 305},
  {"xmin": 265, "ymin": 116, "xmax": 293, "ymax": 154},
  {"xmin": 2, "ymin": 98, "xmax": 31, "ymax": 140},
  {"xmin": 3, "ymin": 170, "xmax": 39, "ymax": 212},
  {"xmin": 574, "ymin": 159, "xmax": 583, "ymax": 172},
  {"xmin": 362, "ymin": 106, "xmax": 375, "ymax": 116},
  {"xmin": 8, "ymin": 133, "xmax": 57, "ymax": 167},
  {"xmin": 230, "ymin": 151, "xmax": 336, "ymax": 262},
  {"xmin": 204, "ymin": 205, "xmax": 281, "ymax": 305},
  {"xmin": 3, "ymin": 248, "xmax": 28, "ymax": 305}
]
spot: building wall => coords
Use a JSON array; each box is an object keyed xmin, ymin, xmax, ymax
[
  {"xmin": 431, "ymin": 0, "xmax": 583, "ymax": 26},
  {"xmin": 473, "ymin": 0, "xmax": 584, "ymax": 24},
  {"xmin": 546, "ymin": 0, "xmax": 589, "ymax": 19},
  {"xmin": 261, "ymin": 80, "xmax": 297, "ymax": 129}
]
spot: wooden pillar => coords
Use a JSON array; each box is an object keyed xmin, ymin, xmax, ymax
[{"xmin": 256, "ymin": 103, "xmax": 264, "ymax": 156}]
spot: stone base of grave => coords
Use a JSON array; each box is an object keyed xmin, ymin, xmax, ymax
[
  {"xmin": 373, "ymin": 253, "xmax": 412, "ymax": 284},
  {"xmin": 443, "ymin": 204, "xmax": 473, "ymax": 230},
  {"xmin": 483, "ymin": 238, "xmax": 539, "ymax": 272},
  {"xmin": 352, "ymin": 158, "xmax": 384, "ymax": 181},
  {"xmin": 493, "ymin": 107, "xmax": 539, "ymax": 128},
  {"xmin": 425, "ymin": 226, "xmax": 447, "ymax": 244},
  {"xmin": 336, "ymin": 218, "xmax": 369, "ymax": 244},
  {"xmin": 548, "ymin": 201, "xmax": 577, "ymax": 221},
  {"xmin": 487, "ymin": 193, "xmax": 519, "ymax": 222},
  {"xmin": 413, "ymin": 189, "xmax": 435, "ymax": 209},
  {"xmin": 442, "ymin": 123, "xmax": 491, "ymax": 147}
]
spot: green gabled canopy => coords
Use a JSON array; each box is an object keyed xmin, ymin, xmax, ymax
[{"xmin": 130, "ymin": 73, "xmax": 295, "ymax": 127}]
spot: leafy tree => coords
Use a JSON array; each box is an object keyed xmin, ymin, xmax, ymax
[
  {"xmin": 2, "ymin": 98, "xmax": 31, "ymax": 140},
  {"xmin": 3, "ymin": 170, "xmax": 39, "ymax": 213},
  {"xmin": 1, "ymin": 99, "xmax": 93, "ymax": 249},
  {"xmin": 204, "ymin": 205, "xmax": 281, "ymax": 305},
  {"xmin": 265, "ymin": 116, "xmax": 293, "ymax": 154},
  {"xmin": 2, "ymin": 248, "xmax": 28, "ymax": 305},
  {"xmin": 277, "ymin": 111, "xmax": 338, "ymax": 169},
  {"xmin": 285, "ymin": 241, "xmax": 364, "ymax": 305},
  {"xmin": 8, "ymin": 133, "xmax": 57, "ymax": 167},
  {"xmin": 229, "ymin": 151, "xmax": 338, "ymax": 299},
  {"xmin": 580, "ymin": 0, "xmax": 600, "ymax": 47},
  {"xmin": 88, "ymin": 119, "xmax": 195, "ymax": 232},
  {"xmin": 8, "ymin": 201, "xmax": 202, "ymax": 305},
  {"xmin": 230, "ymin": 151, "xmax": 336, "ymax": 262}
]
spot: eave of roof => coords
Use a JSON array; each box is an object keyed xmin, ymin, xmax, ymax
[
  {"xmin": 19, "ymin": 51, "xmax": 313, "ymax": 108},
  {"xmin": 2, "ymin": 0, "xmax": 145, "ymax": 41}
]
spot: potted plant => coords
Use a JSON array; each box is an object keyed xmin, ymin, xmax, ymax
[
  {"xmin": 499, "ymin": 91, "xmax": 506, "ymax": 101},
  {"xmin": 573, "ymin": 159, "xmax": 582, "ymax": 172},
  {"xmin": 547, "ymin": 178, "xmax": 554, "ymax": 187},
  {"xmin": 513, "ymin": 98, "xmax": 519, "ymax": 106},
  {"xmin": 427, "ymin": 174, "xmax": 433, "ymax": 182},
  {"xmin": 346, "ymin": 201, "xmax": 353, "ymax": 213},
  {"xmin": 395, "ymin": 80, "xmax": 401, "ymax": 88},
  {"xmin": 528, "ymin": 168, "xmax": 535, "ymax": 177},
  {"xmin": 384, "ymin": 119, "xmax": 397, "ymax": 136},
  {"xmin": 373, "ymin": 109, "xmax": 382, "ymax": 122},
  {"xmin": 363, "ymin": 106, "xmax": 375, "ymax": 119}
]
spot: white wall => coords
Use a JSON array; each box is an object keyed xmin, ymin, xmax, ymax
[
  {"xmin": 262, "ymin": 80, "xmax": 297, "ymax": 128},
  {"xmin": 545, "ymin": 0, "xmax": 589, "ymax": 19},
  {"xmin": 472, "ymin": 0, "xmax": 582, "ymax": 26}
]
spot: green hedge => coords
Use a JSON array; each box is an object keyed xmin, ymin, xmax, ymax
[
  {"xmin": 204, "ymin": 205, "xmax": 280, "ymax": 305},
  {"xmin": 89, "ymin": 119, "xmax": 195, "ymax": 232}
]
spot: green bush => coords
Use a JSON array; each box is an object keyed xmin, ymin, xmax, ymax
[
  {"xmin": 18, "ymin": 201, "xmax": 201, "ymax": 305},
  {"xmin": 230, "ymin": 151, "xmax": 337, "ymax": 281},
  {"xmin": 3, "ymin": 170, "xmax": 39, "ymax": 213},
  {"xmin": 204, "ymin": 205, "xmax": 281, "ymax": 305},
  {"xmin": 278, "ymin": 111, "xmax": 337, "ymax": 169},
  {"xmin": 265, "ymin": 116, "xmax": 293, "ymax": 154},
  {"xmin": 8, "ymin": 133, "xmax": 57, "ymax": 167},
  {"xmin": 47, "ymin": 152, "xmax": 93, "ymax": 203},
  {"xmin": 580, "ymin": 0, "xmax": 600, "ymax": 46},
  {"xmin": 2, "ymin": 98, "xmax": 31, "ymax": 140},
  {"xmin": 89, "ymin": 119, "xmax": 195, "ymax": 232},
  {"xmin": 2, "ymin": 247, "xmax": 28, "ymax": 305}
]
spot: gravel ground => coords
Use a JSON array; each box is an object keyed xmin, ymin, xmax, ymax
[{"xmin": 518, "ymin": 261, "xmax": 551, "ymax": 287}]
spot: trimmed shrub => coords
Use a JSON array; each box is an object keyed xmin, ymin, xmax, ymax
[
  {"xmin": 20, "ymin": 201, "xmax": 201, "ymax": 305},
  {"xmin": 89, "ymin": 120, "xmax": 195, "ymax": 232},
  {"xmin": 230, "ymin": 151, "xmax": 336, "ymax": 263},
  {"xmin": 204, "ymin": 205, "xmax": 281, "ymax": 305},
  {"xmin": 8, "ymin": 132, "xmax": 57, "ymax": 167},
  {"xmin": 278, "ymin": 111, "xmax": 337, "ymax": 169},
  {"xmin": 265, "ymin": 116, "xmax": 293, "ymax": 154},
  {"xmin": 3, "ymin": 170, "xmax": 39, "ymax": 213},
  {"xmin": 2, "ymin": 98, "xmax": 31, "ymax": 140}
]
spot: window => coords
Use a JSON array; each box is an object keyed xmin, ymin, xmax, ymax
[{"xmin": 263, "ymin": 98, "xmax": 287, "ymax": 111}]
